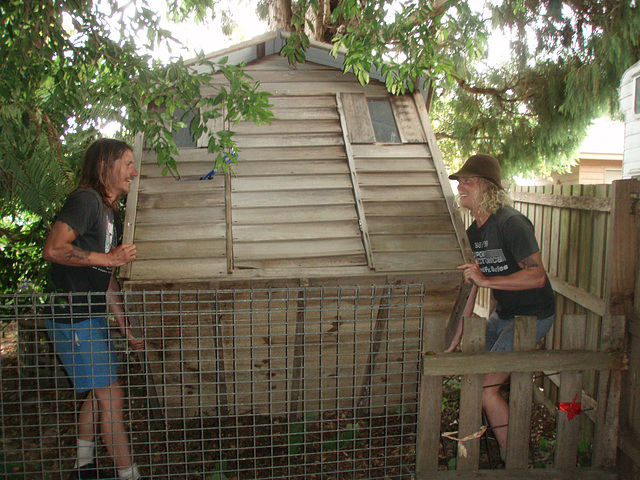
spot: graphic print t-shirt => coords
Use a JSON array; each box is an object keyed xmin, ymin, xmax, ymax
[
  {"xmin": 50, "ymin": 188, "xmax": 122, "ymax": 319},
  {"xmin": 466, "ymin": 206, "xmax": 555, "ymax": 320}
]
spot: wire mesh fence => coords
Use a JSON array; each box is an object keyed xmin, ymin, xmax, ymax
[{"xmin": 1, "ymin": 284, "xmax": 427, "ymax": 479}]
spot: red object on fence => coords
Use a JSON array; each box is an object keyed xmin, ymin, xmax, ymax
[{"xmin": 558, "ymin": 395, "xmax": 581, "ymax": 420}]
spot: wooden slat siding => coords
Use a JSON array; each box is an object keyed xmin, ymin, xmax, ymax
[
  {"xmin": 554, "ymin": 314, "xmax": 587, "ymax": 469},
  {"xmin": 234, "ymin": 221, "xmax": 361, "ymax": 242},
  {"xmin": 134, "ymin": 207, "xmax": 225, "ymax": 226},
  {"xmin": 390, "ymin": 95, "xmax": 427, "ymax": 143},
  {"xmin": 413, "ymin": 91, "xmax": 474, "ymax": 265},
  {"xmin": 370, "ymin": 233, "xmax": 459, "ymax": 252},
  {"xmin": 233, "ymin": 204, "xmax": 357, "ymax": 224},
  {"xmin": 506, "ymin": 316, "xmax": 537, "ymax": 469},
  {"xmin": 134, "ymin": 223, "xmax": 225, "ymax": 242},
  {"xmin": 230, "ymin": 93, "xmax": 368, "ymax": 272},
  {"xmin": 225, "ymin": 168, "xmax": 234, "ymax": 273},
  {"xmin": 121, "ymin": 132, "xmax": 144, "ymax": 279},
  {"xmin": 415, "ymin": 314, "xmax": 446, "ymax": 474},
  {"xmin": 340, "ymin": 92, "xmax": 376, "ymax": 144},
  {"xmin": 336, "ymin": 92, "xmax": 376, "ymax": 269},
  {"xmin": 457, "ymin": 316, "xmax": 485, "ymax": 470},
  {"xmin": 138, "ymin": 176, "xmax": 224, "ymax": 193}
]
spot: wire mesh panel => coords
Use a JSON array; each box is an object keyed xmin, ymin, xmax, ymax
[{"xmin": 0, "ymin": 285, "xmax": 428, "ymax": 479}]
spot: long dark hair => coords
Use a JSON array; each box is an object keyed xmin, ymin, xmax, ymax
[{"xmin": 78, "ymin": 138, "xmax": 132, "ymax": 208}]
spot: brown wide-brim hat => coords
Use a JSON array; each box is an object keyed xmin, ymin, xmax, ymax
[{"xmin": 448, "ymin": 153, "xmax": 504, "ymax": 190}]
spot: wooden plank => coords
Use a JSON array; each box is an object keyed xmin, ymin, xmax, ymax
[
  {"xmin": 232, "ymin": 189, "xmax": 356, "ymax": 208},
  {"xmin": 233, "ymin": 254, "xmax": 368, "ymax": 271},
  {"xmin": 134, "ymin": 223, "xmax": 225, "ymax": 242},
  {"xmin": 231, "ymin": 159, "xmax": 348, "ymax": 176},
  {"xmin": 336, "ymin": 93, "xmax": 375, "ymax": 269},
  {"xmin": 202, "ymin": 80, "xmax": 389, "ymax": 97},
  {"xmin": 355, "ymin": 171, "xmax": 440, "ymax": 186},
  {"xmin": 231, "ymin": 174, "xmax": 353, "ymax": 192},
  {"xmin": 369, "ymin": 233, "xmax": 460, "ymax": 252},
  {"xmin": 421, "ymin": 350, "xmax": 623, "ymax": 376},
  {"xmin": 225, "ymin": 169, "xmax": 233, "ymax": 274},
  {"xmin": 339, "ymin": 92, "xmax": 376, "ymax": 144},
  {"xmin": 555, "ymin": 314, "xmax": 587, "ymax": 469},
  {"xmin": 135, "ymin": 239, "xmax": 226, "ymax": 260},
  {"xmin": 605, "ymin": 179, "xmax": 639, "ymax": 316},
  {"xmin": 592, "ymin": 315, "xmax": 625, "ymax": 467},
  {"xmin": 232, "ymin": 119, "xmax": 341, "ymax": 135},
  {"xmin": 415, "ymin": 310, "xmax": 446, "ymax": 474},
  {"xmin": 353, "ymin": 157, "xmax": 437, "ymax": 173},
  {"xmin": 267, "ymin": 95, "xmax": 337, "ymax": 108},
  {"xmin": 351, "ymin": 143, "xmax": 431, "ymax": 158},
  {"xmin": 234, "ymin": 221, "xmax": 361, "ymax": 242},
  {"xmin": 135, "ymin": 207, "xmax": 225, "ymax": 226},
  {"xmin": 547, "ymin": 274, "xmax": 607, "ymax": 317},
  {"xmin": 260, "ymin": 107, "xmax": 339, "ymax": 121},
  {"xmin": 363, "ymin": 201, "xmax": 449, "ymax": 217},
  {"xmin": 237, "ymin": 145, "xmax": 347, "ymax": 162},
  {"xmin": 234, "ymin": 237, "xmax": 366, "ymax": 260},
  {"xmin": 234, "ymin": 132, "xmax": 344, "ymax": 148},
  {"xmin": 366, "ymin": 215, "xmax": 456, "ymax": 235},
  {"xmin": 372, "ymin": 251, "xmax": 464, "ymax": 272},
  {"xmin": 359, "ymin": 185, "xmax": 445, "ymax": 202},
  {"xmin": 139, "ymin": 176, "xmax": 224, "ymax": 194},
  {"xmin": 356, "ymin": 287, "xmax": 391, "ymax": 418},
  {"xmin": 457, "ymin": 317, "xmax": 485, "ymax": 470},
  {"xmin": 233, "ymin": 205, "xmax": 358, "ymax": 224},
  {"xmin": 390, "ymin": 95, "xmax": 427, "ymax": 143},
  {"xmin": 510, "ymin": 190, "xmax": 612, "ymax": 212},
  {"xmin": 121, "ymin": 132, "xmax": 144, "ymax": 279},
  {"xmin": 137, "ymin": 191, "xmax": 225, "ymax": 209},
  {"xmin": 506, "ymin": 316, "xmax": 537, "ymax": 469},
  {"xmin": 417, "ymin": 466, "xmax": 618, "ymax": 479}
]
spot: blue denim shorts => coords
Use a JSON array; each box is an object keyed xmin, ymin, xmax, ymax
[
  {"xmin": 485, "ymin": 311, "xmax": 554, "ymax": 352},
  {"xmin": 46, "ymin": 317, "xmax": 120, "ymax": 393}
]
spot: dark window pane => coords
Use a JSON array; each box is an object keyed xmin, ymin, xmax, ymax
[{"xmin": 367, "ymin": 100, "xmax": 401, "ymax": 143}]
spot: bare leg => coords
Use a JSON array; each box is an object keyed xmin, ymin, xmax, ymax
[
  {"xmin": 93, "ymin": 379, "xmax": 134, "ymax": 470},
  {"xmin": 482, "ymin": 372, "xmax": 511, "ymax": 451},
  {"xmin": 76, "ymin": 393, "xmax": 97, "ymax": 441}
]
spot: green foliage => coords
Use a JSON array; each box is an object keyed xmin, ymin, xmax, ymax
[
  {"xmin": 277, "ymin": 0, "xmax": 640, "ymax": 178},
  {"xmin": 0, "ymin": 0, "xmax": 273, "ymax": 292}
]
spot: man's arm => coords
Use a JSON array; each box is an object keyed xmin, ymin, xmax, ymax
[
  {"xmin": 107, "ymin": 272, "xmax": 145, "ymax": 351},
  {"xmin": 43, "ymin": 220, "xmax": 136, "ymax": 267},
  {"xmin": 457, "ymin": 251, "xmax": 548, "ymax": 291}
]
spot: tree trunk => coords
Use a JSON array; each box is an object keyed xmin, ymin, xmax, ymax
[{"xmin": 268, "ymin": 0, "xmax": 293, "ymax": 31}]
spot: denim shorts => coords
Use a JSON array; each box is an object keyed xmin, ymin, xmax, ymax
[
  {"xmin": 45, "ymin": 317, "xmax": 120, "ymax": 393},
  {"xmin": 485, "ymin": 311, "xmax": 554, "ymax": 352}
]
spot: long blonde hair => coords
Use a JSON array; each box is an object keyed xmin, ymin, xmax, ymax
[{"xmin": 455, "ymin": 177, "xmax": 512, "ymax": 217}]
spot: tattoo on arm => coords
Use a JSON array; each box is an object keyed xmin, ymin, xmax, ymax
[
  {"xmin": 521, "ymin": 255, "xmax": 540, "ymax": 269},
  {"xmin": 64, "ymin": 247, "xmax": 89, "ymax": 261}
]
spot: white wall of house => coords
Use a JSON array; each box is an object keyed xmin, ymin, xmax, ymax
[{"xmin": 620, "ymin": 60, "xmax": 640, "ymax": 179}]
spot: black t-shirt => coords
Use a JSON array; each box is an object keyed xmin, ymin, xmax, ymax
[
  {"xmin": 49, "ymin": 188, "xmax": 122, "ymax": 320},
  {"xmin": 466, "ymin": 206, "xmax": 555, "ymax": 320}
]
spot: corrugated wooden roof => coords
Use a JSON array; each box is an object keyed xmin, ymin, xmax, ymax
[{"xmin": 122, "ymin": 35, "xmax": 471, "ymax": 288}]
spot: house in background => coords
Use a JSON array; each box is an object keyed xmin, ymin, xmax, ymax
[
  {"xmin": 530, "ymin": 118, "xmax": 624, "ymax": 185},
  {"xmin": 620, "ymin": 59, "xmax": 640, "ymax": 179}
]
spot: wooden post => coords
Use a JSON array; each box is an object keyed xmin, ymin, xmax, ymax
[
  {"xmin": 415, "ymin": 312, "xmax": 445, "ymax": 474},
  {"xmin": 457, "ymin": 316, "xmax": 485, "ymax": 470},
  {"xmin": 506, "ymin": 316, "xmax": 537, "ymax": 468},
  {"xmin": 592, "ymin": 315, "xmax": 625, "ymax": 466},
  {"xmin": 554, "ymin": 314, "xmax": 587, "ymax": 468},
  {"xmin": 356, "ymin": 286, "xmax": 391, "ymax": 418}
]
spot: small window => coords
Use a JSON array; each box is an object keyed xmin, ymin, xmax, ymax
[
  {"xmin": 173, "ymin": 106, "xmax": 199, "ymax": 148},
  {"xmin": 635, "ymin": 77, "xmax": 640, "ymax": 115},
  {"xmin": 367, "ymin": 99, "xmax": 401, "ymax": 143}
]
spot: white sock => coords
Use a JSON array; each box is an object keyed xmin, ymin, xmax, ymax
[
  {"xmin": 118, "ymin": 464, "xmax": 141, "ymax": 480},
  {"xmin": 75, "ymin": 439, "xmax": 95, "ymax": 468}
]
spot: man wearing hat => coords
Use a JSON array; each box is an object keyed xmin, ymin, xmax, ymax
[{"xmin": 445, "ymin": 154, "xmax": 555, "ymax": 462}]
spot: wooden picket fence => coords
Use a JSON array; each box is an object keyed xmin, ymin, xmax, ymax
[{"xmin": 420, "ymin": 179, "xmax": 638, "ymax": 478}]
